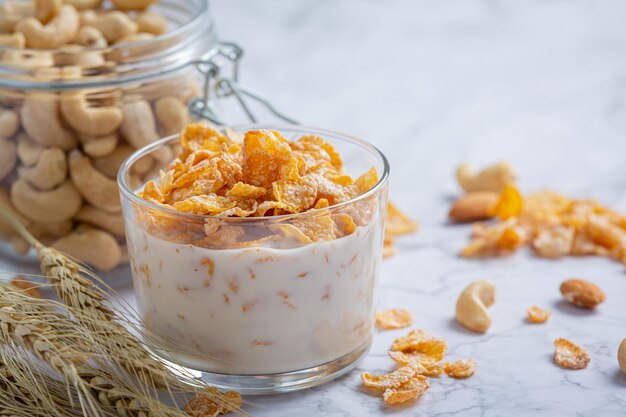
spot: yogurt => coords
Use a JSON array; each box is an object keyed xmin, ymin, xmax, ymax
[{"xmin": 126, "ymin": 218, "xmax": 383, "ymax": 375}]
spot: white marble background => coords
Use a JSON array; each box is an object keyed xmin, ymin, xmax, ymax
[
  {"xmin": 3, "ymin": 0, "xmax": 626, "ymax": 416},
  {"xmin": 207, "ymin": 0, "xmax": 626, "ymax": 416}
]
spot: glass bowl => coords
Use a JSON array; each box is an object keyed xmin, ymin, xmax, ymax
[{"xmin": 117, "ymin": 125, "xmax": 390, "ymax": 394}]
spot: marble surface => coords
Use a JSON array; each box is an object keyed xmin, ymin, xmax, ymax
[
  {"xmin": 3, "ymin": 0, "xmax": 626, "ymax": 415},
  {"xmin": 208, "ymin": 1, "xmax": 626, "ymax": 415}
]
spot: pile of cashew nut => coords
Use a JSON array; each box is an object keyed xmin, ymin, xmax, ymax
[{"xmin": 0, "ymin": 0, "xmax": 201, "ymax": 270}]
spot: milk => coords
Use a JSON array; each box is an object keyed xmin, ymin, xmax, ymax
[{"xmin": 126, "ymin": 220, "xmax": 382, "ymax": 375}]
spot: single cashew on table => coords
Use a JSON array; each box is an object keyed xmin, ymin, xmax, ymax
[
  {"xmin": 455, "ymin": 280, "xmax": 496, "ymax": 333},
  {"xmin": 0, "ymin": 0, "xmax": 201, "ymax": 270}
]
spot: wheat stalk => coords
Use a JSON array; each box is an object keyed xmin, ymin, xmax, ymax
[
  {"xmin": 0, "ymin": 283, "xmax": 197, "ymax": 417},
  {"xmin": 0, "ymin": 348, "xmax": 81, "ymax": 417}
]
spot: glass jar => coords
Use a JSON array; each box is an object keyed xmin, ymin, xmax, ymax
[
  {"xmin": 0, "ymin": 0, "xmax": 222, "ymax": 272},
  {"xmin": 118, "ymin": 125, "xmax": 390, "ymax": 393}
]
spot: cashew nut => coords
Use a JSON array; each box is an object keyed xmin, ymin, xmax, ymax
[
  {"xmin": 120, "ymin": 99, "xmax": 158, "ymax": 149},
  {"xmin": 17, "ymin": 148, "xmax": 67, "ymax": 190},
  {"xmin": 62, "ymin": 0, "xmax": 102, "ymax": 11},
  {"xmin": 111, "ymin": 0, "xmax": 157, "ymax": 11},
  {"xmin": 60, "ymin": 92, "xmax": 123, "ymax": 137},
  {"xmin": 35, "ymin": 0, "xmax": 62, "ymax": 24},
  {"xmin": 29, "ymin": 220, "xmax": 73, "ymax": 238},
  {"xmin": 0, "ymin": 187, "xmax": 31, "ymax": 236},
  {"xmin": 34, "ymin": 65, "xmax": 82, "ymax": 82},
  {"xmin": 1, "ymin": 49, "xmax": 54, "ymax": 69},
  {"xmin": 15, "ymin": 5, "xmax": 79, "ymax": 49},
  {"xmin": 75, "ymin": 204, "xmax": 125, "ymax": 238},
  {"xmin": 68, "ymin": 150, "xmax": 121, "ymax": 213},
  {"xmin": 136, "ymin": 11, "xmax": 166, "ymax": 35},
  {"xmin": 52, "ymin": 227, "xmax": 121, "ymax": 271},
  {"xmin": 80, "ymin": 132, "xmax": 119, "ymax": 158},
  {"xmin": 619, "ymin": 339, "xmax": 626, "ymax": 375},
  {"xmin": 54, "ymin": 44, "xmax": 105, "ymax": 68},
  {"xmin": 0, "ymin": 33, "xmax": 25, "ymax": 47},
  {"xmin": 92, "ymin": 143, "xmax": 133, "ymax": 178},
  {"xmin": 455, "ymin": 280, "xmax": 496, "ymax": 333},
  {"xmin": 74, "ymin": 26, "xmax": 107, "ymax": 48},
  {"xmin": 155, "ymin": 96, "xmax": 188, "ymax": 137},
  {"xmin": 0, "ymin": 108, "xmax": 19, "ymax": 140},
  {"xmin": 0, "ymin": 138, "xmax": 17, "ymax": 182},
  {"xmin": 82, "ymin": 11, "xmax": 138, "ymax": 43},
  {"xmin": 114, "ymin": 31, "xmax": 154, "ymax": 45},
  {"xmin": 456, "ymin": 162, "xmax": 516, "ymax": 193},
  {"xmin": 20, "ymin": 94, "xmax": 78, "ymax": 150},
  {"xmin": 16, "ymin": 133, "xmax": 43, "ymax": 166},
  {"xmin": 0, "ymin": 2, "xmax": 34, "ymax": 34},
  {"xmin": 10, "ymin": 178, "xmax": 82, "ymax": 223}
]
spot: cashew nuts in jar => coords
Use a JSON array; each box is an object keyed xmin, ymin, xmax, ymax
[{"xmin": 0, "ymin": 0, "xmax": 212, "ymax": 270}]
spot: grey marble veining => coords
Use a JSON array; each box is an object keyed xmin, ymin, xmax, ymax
[{"xmin": 3, "ymin": 0, "xmax": 626, "ymax": 415}]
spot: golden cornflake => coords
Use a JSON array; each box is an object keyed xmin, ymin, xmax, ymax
[
  {"xmin": 527, "ymin": 306, "xmax": 551, "ymax": 324},
  {"xmin": 184, "ymin": 387, "xmax": 242, "ymax": 417},
  {"xmin": 386, "ymin": 202, "xmax": 418, "ymax": 236},
  {"xmin": 456, "ymin": 165, "xmax": 626, "ymax": 265},
  {"xmin": 444, "ymin": 359, "xmax": 477, "ymax": 379},
  {"xmin": 490, "ymin": 184, "xmax": 523, "ymax": 220},
  {"xmin": 361, "ymin": 365, "xmax": 418, "ymax": 391},
  {"xmin": 388, "ymin": 351, "xmax": 446, "ymax": 376},
  {"xmin": 390, "ymin": 329, "xmax": 447, "ymax": 361},
  {"xmin": 382, "ymin": 375, "xmax": 429, "ymax": 405},
  {"xmin": 553, "ymin": 338, "xmax": 590, "ymax": 370},
  {"xmin": 375, "ymin": 309, "xmax": 413, "ymax": 330}
]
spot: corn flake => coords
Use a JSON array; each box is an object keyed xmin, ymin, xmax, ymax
[
  {"xmin": 444, "ymin": 359, "xmax": 477, "ymax": 378},
  {"xmin": 553, "ymin": 338, "xmax": 590, "ymax": 370},
  {"xmin": 391, "ymin": 329, "xmax": 447, "ymax": 361},
  {"xmin": 375, "ymin": 309, "xmax": 413, "ymax": 330},
  {"xmin": 184, "ymin": 387, "xmax": 242, "ymax": 417},
  {"xmin": 382, "ymin": 375, "xmax": 429, "ymax": 405},
  {"xmin": 490, "ymin": 184, "xmax": 523, "ymax": 220},
  {"xmin": 527, "ymin": 306, "xmax": 551, "ymax": 324},
  {"xmin": 386, "ymin": 202, "xmax": 418, "ymax": 236}
]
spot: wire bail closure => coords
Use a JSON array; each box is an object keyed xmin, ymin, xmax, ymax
[{"xmin": 189, "ymin": 42, "xmax": 299, "ymax": 125}]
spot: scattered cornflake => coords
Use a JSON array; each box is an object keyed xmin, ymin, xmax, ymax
[
  {"xmin": 388, "ymin": 351, "xmax": 446, "ymax": 376},
  {"xmin": 527, "ymin": 306, "xmax": 551, "ymax": 324},
  {"xmin": 489, "ymin": 184, "xmax": 523, "ymax": 220},
  {"xmin": 383, "ymin": 235, "xmax": 397, "ymax": 259},
  {"xmin": 383, "ymin": 375, "xmax": 429, "ymax": 405},
  {"xmin": 361, "ymin": 329, "xmax": 476, "ymax": 408},
  {"xmin": 553, "ymin": 338, "xmax": 591, "ymax": 370},
  {"xmin": 461, "ymin": 218, "xmax": 524, "ymax": 258},
  {"xmin": 391, "ymin": 329, "xmax": 447, "ymax": 361},
  {"xmin": 375, "ymin": 309, "xmax": 414, "ymax": 330},
  {"xmin": 444, "ymin": 359, "xmax": 477, "ymax": 379},
  {"xmin": 361, "ymin": 365, "xmax": 419, "ymax": 391},
  {"xmin": 184, "ymin": 387, "xmax": 242, "ymax": 417},
  {"xmin": 383, "ymin": 201, "xmax": 418, "ymax": 259},
  {"xmin": 454, "ymin": 165, "xmax": 626, "ymax": 265},
  {"xmin": 386, "ymin": 202, "xmax": 418, "ymax": 236},
  {"xmin": 10, "ymin": 276, "xmax": 43, "ymax": 299}
]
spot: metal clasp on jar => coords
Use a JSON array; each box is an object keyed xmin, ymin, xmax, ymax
[{"xmin": 189, "ymin": 42, "xmax": 299, "ymax": 125}]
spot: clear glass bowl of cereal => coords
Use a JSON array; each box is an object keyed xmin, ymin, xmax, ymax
[{"xmin": 118, "ymin": 125, "xmax": 390, "ymax": 394}]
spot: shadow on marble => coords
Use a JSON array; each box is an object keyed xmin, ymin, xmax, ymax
[
  {"xmin": 611, "ymin": 370, "xmax": 626, "ymax": 387},
  {"xmin": 446, "ymin": 317, "xmax": 484, "ymax": 336},
  {"xmin": 552, "ymin": 300, "xmax": 600, "ymax": 317}
]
